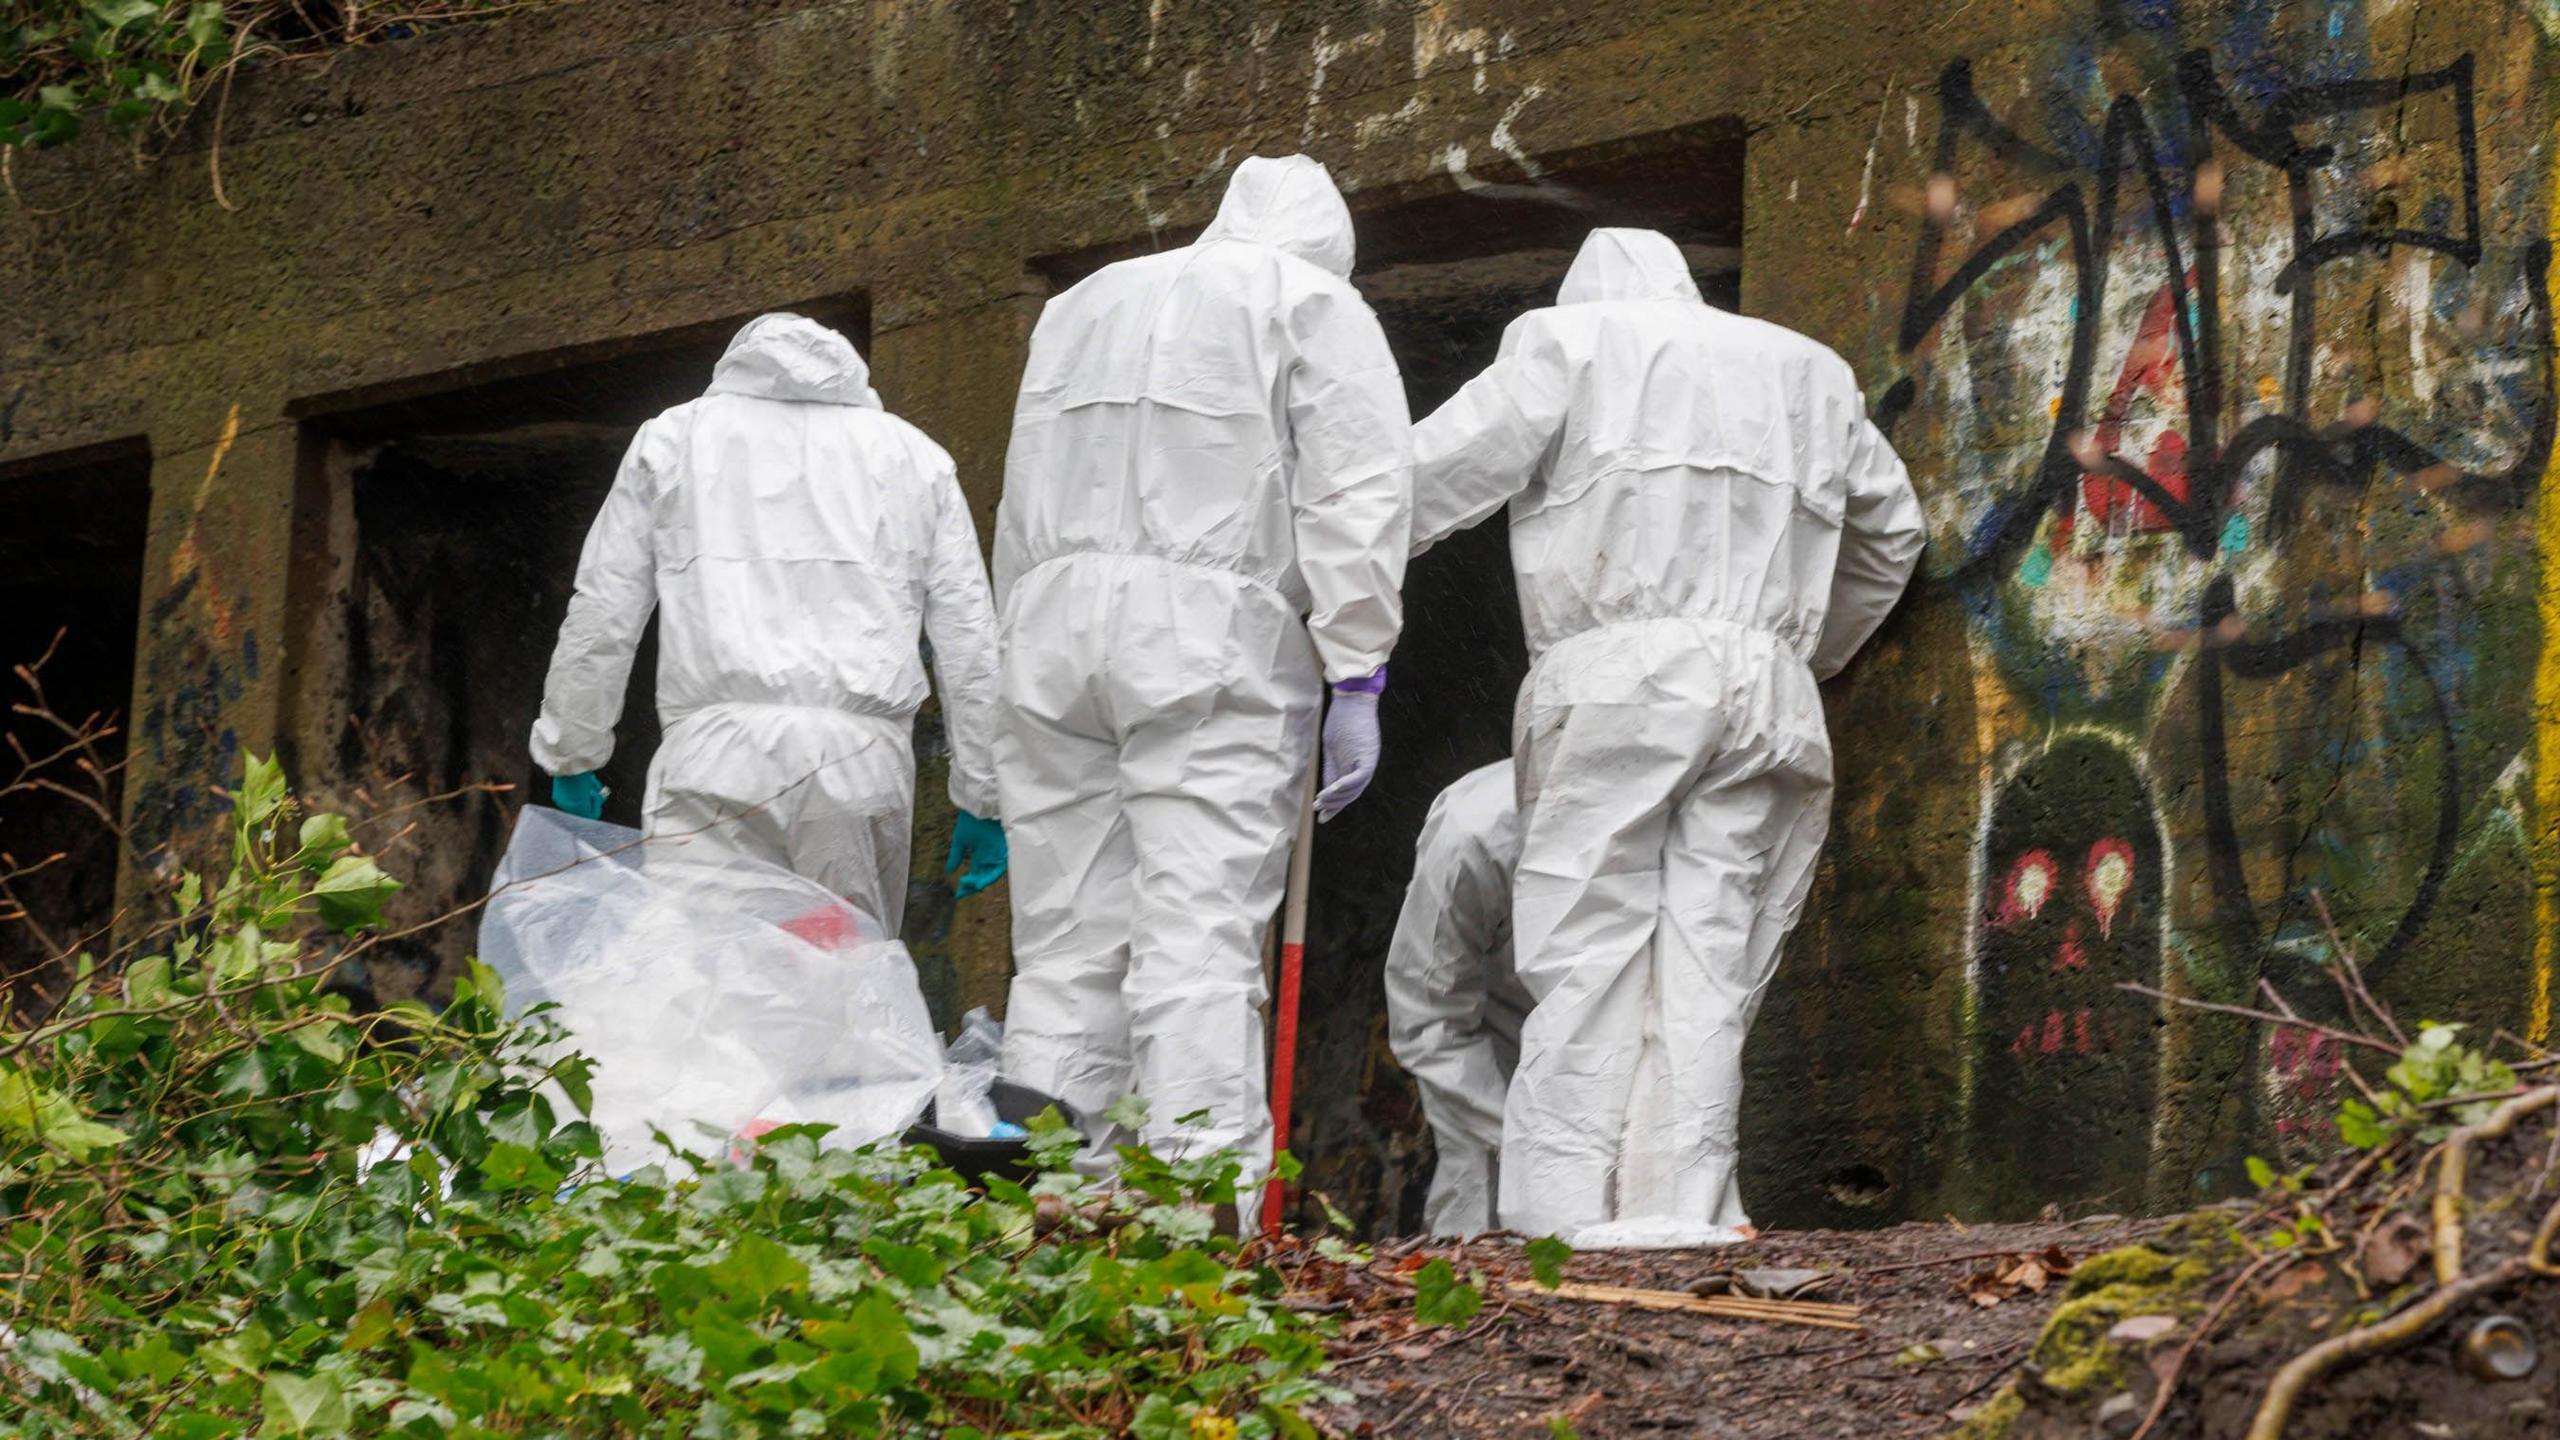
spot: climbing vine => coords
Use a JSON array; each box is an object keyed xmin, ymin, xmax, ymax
[{"xmin": 1, "ymin": 1, "xmax": 546, "ymax": 152}]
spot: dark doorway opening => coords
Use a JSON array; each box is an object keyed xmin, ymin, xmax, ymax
[
  {"xmin": 287, "ymin": 300, "xmax": 871, "ymax": 1004},
  {"xmin": 1034, "ymin": 121, "xmax": 1746, "ymax": 1234},
  {"xmin": 0, "ymin": 441, "xmax": 151, "ymax": 1015}
]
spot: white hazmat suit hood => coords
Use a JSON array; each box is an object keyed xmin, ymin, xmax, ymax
[
  {"xmin": 706, "ymin": 313, "xmax": 885, "ymax": 407},
  {"xmin": 995, "ymin": 156, "xmax": 1411, "ymax": 1186},
  {"xmin": 1196, "ymin": 154, "xmax": 1359, "ymax": 278},
  {"xmin": 1410, "ymin": 229, "xmax": 1924, "ymax": 1247},
  {"xmin": 1555, "ymin": 227, "xmax": 1700, "ymax": 306},
  {"xmin": 532, "ymin": 312, "xmax": 1005, "ymax": 930}
]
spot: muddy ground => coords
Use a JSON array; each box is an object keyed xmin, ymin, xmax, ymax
[
  {"xmin": 1298, "ymin": 1214, "xmax": 2167, "ymax": 1438},
  {"xmin": 1299, "ymin": 1093, "xmax": 2560, "ymax": 1439}
]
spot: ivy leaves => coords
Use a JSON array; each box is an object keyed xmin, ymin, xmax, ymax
[
  {"xmin": 1, "ymin": 2, "xmax": 227, "ymax": 148},
  {"xmin": 3, "ymin": 754, "xmax": 1339, "ymax": 1437},
  {"xmin": 3, "ymin": 3, "xmax": 539, "ymax": 158}
]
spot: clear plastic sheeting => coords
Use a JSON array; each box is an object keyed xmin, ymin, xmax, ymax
[
  {"xmin": 477, "ymin": 807, "xmax": 943, "ymax": 1176},
  {"xmin": 935, "ymin": 1007, "xmax": 1005, "ymax": 1139}
]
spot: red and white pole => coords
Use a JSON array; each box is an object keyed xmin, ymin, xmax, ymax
[{"xmin": 1263, "ymin": 764, "xmax": 1318, "ymax": 1239}]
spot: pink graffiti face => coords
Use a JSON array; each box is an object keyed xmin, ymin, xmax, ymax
[
  {"xmin": 1972, "ymin": 738, "xmax": 2163, "ymax": 1208},
  {"xmin": 1989, "ymin": 838, "xmax": 2138, "ymax": 993}
]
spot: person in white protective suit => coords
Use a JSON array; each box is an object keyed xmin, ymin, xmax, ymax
[
  {"xmin": 1385, "ymin": 761, "xmax": 1535, "ymax": 1237},
  {"xmin": 1409, "ymin": 228, "xmax": 1925, "ymax": 1247},
  {"xmin": 994, "ymin": 155, "xmax": 1413, "ymax": 1182},
  {"xmin": 530, "ymin": 313, "xmax": 1008, "ymax": 932}
]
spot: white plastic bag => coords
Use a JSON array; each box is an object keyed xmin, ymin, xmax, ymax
[
  {"xmin": 935, "ymin": 1006, "xmax": 1005, "ymax": 1138},
  {"xmin": 476, "ymin": 807, "xmax": 943, "ymax": 1177}
]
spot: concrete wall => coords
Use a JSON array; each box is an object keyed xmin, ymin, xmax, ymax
[{"xmin": 4, "ymin": 0, "xmax": 2552, "ymax": 1231}]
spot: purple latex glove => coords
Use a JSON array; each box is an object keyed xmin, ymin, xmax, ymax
[{"xmin": 1316, "ymin": 667, "xmax": 1386, "ymax": 822}]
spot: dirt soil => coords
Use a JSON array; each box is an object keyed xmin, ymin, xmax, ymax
[
  {"xmin": 1296, "ymin": 1093, "xmax": 2560, "ymax": 1439},
  {"xmin": 1295, "ymin": 1213, "xmax": 2166, "ymax": 1438}
]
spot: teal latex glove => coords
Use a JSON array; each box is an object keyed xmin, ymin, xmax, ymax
[
  {"xmin": 552, "ymin": 771, "xmax": 607, "ymax": 820},
  {"xmin": 946, "ymin": 810, "xmax": 1008, "ymax": 898}
]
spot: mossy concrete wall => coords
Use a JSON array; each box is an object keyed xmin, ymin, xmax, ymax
[{"xmin": 5, "ymin": 0, "xmax": 2555, "ymax": 1231}]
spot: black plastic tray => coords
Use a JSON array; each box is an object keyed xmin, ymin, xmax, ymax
[{"xmin": 903, "ymin": 1080, "xmax": 1077, "ymax": 1187}]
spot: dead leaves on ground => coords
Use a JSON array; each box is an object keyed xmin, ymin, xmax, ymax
[{"xmin": 1960, "ymin": 1246, "xmax": 2077, "ymax": 1307}]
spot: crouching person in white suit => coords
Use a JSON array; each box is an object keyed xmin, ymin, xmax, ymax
[{"xmin": 1385, "ymin": 762, "xmax": 1535, "ymax": 1237}]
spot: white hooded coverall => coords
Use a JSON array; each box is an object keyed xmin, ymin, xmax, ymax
[
  {"xmin": 994, "ymin": 156, "xmax": 1413, "ymax": 1180},
  {"xmin": 1410, "ymin": 229, "xmax": 1924, "ymax": 1246},
  {"xmin": 531, "ymin": 313, "xmax": 1004, "ymax": 932},
  {"xmin": 1385, "ymin": 762, "xmax": 1533, "ymax": 1237}
]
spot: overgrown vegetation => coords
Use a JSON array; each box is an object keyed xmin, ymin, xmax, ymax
[
  {"xmin": 1, "ymin": 756, "xmax": 1339, "ymax": 1436},
  {"xmin": 1963, "ymin": 920, "xmax": 2560, "ymax": 1440},
  {"xmin": 2, "ymin": 1, "xmax": 548, "ymax": 154}
]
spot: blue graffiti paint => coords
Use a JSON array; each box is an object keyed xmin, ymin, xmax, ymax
[
  {"xmin": 1968, "ymin": 498, "xmax": 2024, "ymax": 565},
  {"xmin": 2222, "ymin": 0, "xmax": 2286, "ymax": 109},
  {"xmin": 2124, "ymin": 0, "xmax": 2181, "ymax": 36},
  {"xmin": 2219, "ymin": 510, "xmax": 2250, "ymax": 554}
]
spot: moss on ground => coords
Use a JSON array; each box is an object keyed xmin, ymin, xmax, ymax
[
  {"xmin": 1947, "ymin": 1386, "xmax": 2024, "ymax": 1440},
  {"xmin": 1947, "ymin": 1220, "xmax": 2239, "ymax": 1437}
]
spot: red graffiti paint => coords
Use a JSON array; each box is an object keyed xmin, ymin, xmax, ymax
[
  {"xmin": 2057, "ymin": 277, "xmax": 2195, "ymax": 541},
  {"xmin": 2086, "ymin": 837, "xmax": 2136, "ymax": 939},
  {"xmin": 2052, "ymin": 918, "xmax": 2089, "ymax": 972},
  {"xmin": 1997, "ymin": 848, "xmax": 2060, "ymax": 926}
]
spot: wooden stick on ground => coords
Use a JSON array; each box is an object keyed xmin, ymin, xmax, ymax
[{"xmin": 1516, "ymin": 1279, "xmax": 1867, "ymax": 1331}]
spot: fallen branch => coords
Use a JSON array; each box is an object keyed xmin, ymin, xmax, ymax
[
  {"xmin": 2432, "ymin": 1087, "xmax": 2559, "ymax": 1285},
  {"xmin": 2247, "ymin": 1258, "xmax": 2526, "ymax": 1440},
  {"xmin": 1515, "ymin": 1279, "xmax": 1865, "ymax": 1331}
]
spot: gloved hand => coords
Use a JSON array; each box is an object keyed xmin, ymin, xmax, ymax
[
  {"xmin": 551, "ymin": 771, "xmax": 607, "ymax": 820},
  {"xmin": 1316, "ymin": 667, "xmax": 1386, "ymax": 822},
  {"xmin": 946, "ymin": 810, "xmax": 1008, "ymax": 898}
]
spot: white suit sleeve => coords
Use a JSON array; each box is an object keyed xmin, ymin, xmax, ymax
[
  {"xmin": 530, "ymin": 423, "xmax": 664, "ymax": 775},
  {"xmin": 1384, "ymin": 793, "xmax": 1516, "ymax": 1157},
  {"xmin": 921, "ymin": 453, "xmax": 1005, "ymax": 819},
  {"xmin": 1409, "ymin": 318, "xmax": 1570, "ymax": 554},
  {"xmin": 1812, "ymin": 410, "xmax": 1925, "ymax": 681},
  {"xmin": 1283, "ymin": 282, "xmax": 1413, "ymax": 683}
]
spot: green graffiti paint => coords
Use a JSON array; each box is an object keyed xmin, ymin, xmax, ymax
[{"xmin": 2022, "ymin": 539, "xmax": 2054, "ymax": 587}]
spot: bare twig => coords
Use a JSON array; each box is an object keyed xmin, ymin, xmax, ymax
[
  {"xmin": 2117, "ymin": 983, "xmax": 2400, "ymax": 1055},
  {"xmin": 2310, "ymin": 889, "xmax": 2408, "ymax": 1047},
  {"xmin": 2129, "ymin": 1252, "xmax": 2290, "ymax": 1440}
]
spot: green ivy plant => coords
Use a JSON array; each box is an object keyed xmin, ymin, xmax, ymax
[
  {"xmin": 2336, "ymin": 1021, "xmax": 2518, "ymax": 1151},
  {"xmin": 2, "ymin": 756, "xmax": 1339, "ymax": 1437},
  {"xmin": 2, "ymin": 1, "xmax": 539, "ymax": 154}
]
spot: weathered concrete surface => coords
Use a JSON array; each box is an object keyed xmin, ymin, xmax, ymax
[{"xmin": 3, "ymin": 0, "xmax": 2554, "ymax": 1233}]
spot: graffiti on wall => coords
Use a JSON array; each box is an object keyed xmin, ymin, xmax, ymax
[
  {"xmin": 1878, "ymin": 6, "xmax": 2555, "ymax": 1208},
  {"xmin": 132, "ymin": 406, "xmax": 258, "ymax": 852},
  {"xmin": 1970, "ymin": 733, "xmax": 2166, "ymax": 1210}
]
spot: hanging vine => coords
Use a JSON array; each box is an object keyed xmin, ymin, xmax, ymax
[{"xmin": 2, "ymin": 2, "xmax": 561, "ymax": 161}]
